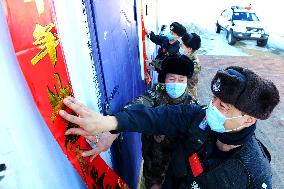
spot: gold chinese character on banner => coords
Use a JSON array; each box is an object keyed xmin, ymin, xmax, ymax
[{"xmin": 31, "ymin": 23, "xmax": 59, "ymax": 66}]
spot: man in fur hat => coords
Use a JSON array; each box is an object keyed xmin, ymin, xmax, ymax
[
  {"xmin": 179, "ymin": 33, "xmax": 201, "ymax": 98},
  {"xmin": 146, "ymin": 22, "xmax": 187, "ymax": 83},
  {"xmin": 76, "ymin": 55, "xmax": 196, "ymax": 189},
  {"xmin": 60, "ymin": 66, "xmax": 279, "ymax": 189},
  {"xmin": 145, "ymin": 22, "xmax": 187, "ymax": 60}
]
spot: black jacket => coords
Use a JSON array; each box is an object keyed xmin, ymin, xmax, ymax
[
  {"xmin": 115, "ymin": 104, "xmax": 272, "ymax": 189},
  {"xmin": 149, "ymin": 32, "xmax": 180, "ymax": 60}
]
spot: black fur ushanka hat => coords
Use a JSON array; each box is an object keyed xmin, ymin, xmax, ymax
[
  {"xmin": 211, "ymin": 66, "xmax": 280, "ymax": 120},
  {"xmin": 170, "ymin": 22, "xmax": 186, "ymax": 37},
  {"xmin": 182, "ymin": 33, "xmax": 201, "ymax": 51},
  {"xmin": 159, "ymin": 55, "xmax": 194, "ymax": 83}
]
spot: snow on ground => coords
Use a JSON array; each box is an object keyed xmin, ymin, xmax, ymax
[
  {"xmin": 269, "ymin": 34, "xmax": 284, "ymax": 51},
  {"xmin": 157, "ymin": 0, "xmax": 284, "ymax": 56},
  {"xmin": 185, "ymin": 23, "xmax": 248, "ymax": 56},
  {"xmin": 184, "ymin": 23, "xmax": 284, "ymax": 57}
]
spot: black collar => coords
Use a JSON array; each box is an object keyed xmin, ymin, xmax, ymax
[{"xmin": 210, "ymin": 124, "xmax": 256, "ymax": 145}]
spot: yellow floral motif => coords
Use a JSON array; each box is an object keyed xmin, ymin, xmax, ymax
[
  {"xmin": 47, "ymin": 73, "xmax": 70, "ymax": 123},
  {"xmin": 75, "ymin": 145, "xmax": 89, "ymax": 180},
  {"xmin": 31, "ymin": 23, "xmax": 59, "ymax": 66}
]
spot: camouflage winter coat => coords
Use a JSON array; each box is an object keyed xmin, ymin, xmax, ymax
[
  {"xmin": 125, "ymin": 83, "xmax": 198, "ymax": 188},
  {"xmin": 186, "ymin": 51, "xmax": 201, "ymax": 98},
  {"xmin": 150, "ymin": 52, "xmax": 201, "ymax": 98}
]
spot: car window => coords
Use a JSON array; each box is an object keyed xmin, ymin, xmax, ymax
[
  {"xmin": 221, "ymin": 10, "xmax": 226, "ymax": 16},
  {"xmin": 221, "ymin": 9, "xmax": 232, "ymax": 20},
  {"xmin": 233, "ymin": 12, "xmax": 259, "ymax": 21},
  {"xmin": 249, "ymin": 13, "xmax": 259, "ymax": 21}
]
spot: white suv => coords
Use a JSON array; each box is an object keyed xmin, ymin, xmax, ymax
[{"xmin": 216, "ymin": 6, "xmax": 269, "ymax": 47}]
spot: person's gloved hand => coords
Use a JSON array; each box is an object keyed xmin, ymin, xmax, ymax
[{"xmin": 83, "ymin": 132, "xmax": 119, "ymax": 162}]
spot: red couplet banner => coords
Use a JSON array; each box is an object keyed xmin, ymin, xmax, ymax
[
  {"xmin": 3, "ymin": 0, "xmax": 128, "ymax": 188},
  {"xmin": 141, "ymin": 0, "xmax": 151, "ymax": 85}
]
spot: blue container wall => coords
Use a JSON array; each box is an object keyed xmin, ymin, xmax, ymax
[{"xmin": 84, "ymin": 0, "xmax": 146, "ymax": 188}]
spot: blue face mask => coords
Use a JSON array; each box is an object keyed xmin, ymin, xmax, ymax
[
  {"xmin": 206, "ymin": 101, "xmax": 244, "ymax": 133},
  {"xmin": 165, "ymin": 83, "xmax": 187, "ymax": 99},
  {"xmin": 166, "ymin": 33, "xmax": 174, "ymax": 41},
  {"xmin": 179, "ymin": 48, "xmax": 186, "ymax": 55}
]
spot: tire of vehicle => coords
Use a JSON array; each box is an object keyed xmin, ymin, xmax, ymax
[
  {"xmin": 216, "ymin": 23, "xmax": 221, "ymax": 33},
  {"xmin": 227, "ymin": 30, "xmax": 236, "ymax": 45},
  {"xmin": 257, "ymin": 38, "xmax": 268, "ymax": 47}
]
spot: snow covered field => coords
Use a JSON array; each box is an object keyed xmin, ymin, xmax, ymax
[{"xmin": 156, "ymin": 0, "xmax": 284, "ymax": 53}]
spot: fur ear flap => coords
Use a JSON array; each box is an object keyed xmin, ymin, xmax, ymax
[
  {"xmin": 259, "ymin": 89, "xmax": 273, "ymax": 111},
  {"xmin": 256, "ymin": 80, "xmax": 279, "ymax": 119}
]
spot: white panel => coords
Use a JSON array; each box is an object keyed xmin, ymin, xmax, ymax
[
  {"xmin": 137, "ymin": 0, "xmax": 146, "ymax": 80},
  {"xmin": 137, "ymin": 0, "xmax": 159, "ymax": 82},
  {"xmin": 52, "ymin": 0, "xmax": 112, "ymax": 166},
  {"xmin": 0, "ymin": 1, "xmax": 86, "ymax": 188}
]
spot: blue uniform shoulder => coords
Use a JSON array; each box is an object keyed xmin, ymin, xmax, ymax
[{"xmin": 235, "ymin": 136, "xmax": 272, "ymax": 188}]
